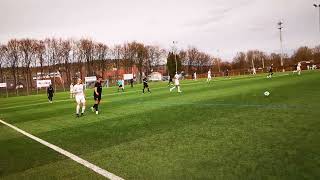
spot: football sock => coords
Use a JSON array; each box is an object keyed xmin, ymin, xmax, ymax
[
  {"xmin": 82, "ymin": 106, "xmax": 85, "ymax": 113},
  {"xmin": 76, "ymin": 104, "xmax": 80, "ymax": 114}
]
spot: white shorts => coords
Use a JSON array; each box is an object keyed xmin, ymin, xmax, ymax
[
  {"xmin": 75, "ymin": 95, "xmax": 86, "ymax": 104},
  {"xmin": 208, "ymin": 75, "xmax": 212, "ymax": 79},
  {"xmin": 297, "ymin": 67, "xmax": 301, "ymax": 71},
  {"xmin": 174, "ymin": 79, "xmax": 180, "ymax": 86}
]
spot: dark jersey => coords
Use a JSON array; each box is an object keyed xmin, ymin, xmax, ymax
[
  {"xmin": 143, "ymin": 78, "xmax": 148, "ymax": 85},
  {"xmin": 94, "ymin": 82, "xmax": 102, "ymax": 95},
  {"xmin": 269, "ymin": 66, "xmax": 273, "ymax": 73},
  {"xmin": 47, "ymin": 87, "xmax": 54, "ymax": 95}
]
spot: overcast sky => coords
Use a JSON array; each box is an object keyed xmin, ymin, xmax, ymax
[{"xmin": 0, "ymin": 0, "xmax": 319, "ymax": 60}]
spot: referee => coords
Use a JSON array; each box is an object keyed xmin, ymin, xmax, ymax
[{"xmin": 91, "ymin": 76, "xmax": 103, "ymax": 115}]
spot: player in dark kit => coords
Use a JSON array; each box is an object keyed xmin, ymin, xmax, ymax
[
  {"xmin": 142, "ymin": 77, "xmax": 151, "ymax": 93},
  {"xmin": 267, "ymin": 64, "xmax": 274, "ymax": 78},
  {"xmin": 130, "ymin": 78, "xmax": 134, "ymax": 88},
  {"xmin": 91, "ymin": 76, "xmax": 103, "ymax": 115},
  {"xmin": 225, "ymin": 68, "xmax": 230, "ymax": 79},
  {"xmin": 47, "ymin": 84, "xmax": 54, "ymax": 103}
]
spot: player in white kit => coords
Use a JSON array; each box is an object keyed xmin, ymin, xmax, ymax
[
  {"xmin": 297, "ymin": 62, "xmax": 302, "ymax": 75},
  {"xmin": 207, "ymin": 70, "xmax": 212, "ymax": 82},
  {"xmin": 73, "ymin": 79, "xmax": 86, "ymax": 117},
  {"xmin": 252, "ymin": 67, "xmax": 256, "ymax": 75},
  {"xmin": 170, "ymin": 73, "xmax": 182, "ymax": 93}
]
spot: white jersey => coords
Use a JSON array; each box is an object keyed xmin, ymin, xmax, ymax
[
  {"xmin": 174, "ymin": 74, "xmax": 180, "ymax": 85},
  {"xmin": 297, "ymin": 63, "xmax": 301, "ymax": 70},
  {"xmin": 208, "ymin": 71, "xmax": 212, "ymax": 78},
  {"xmin": 73, "ymin": 84, "xmax": 85, "ymax": 104},
  {"xmin": 73, "ymin": 84, "xmax": 84, "ymax": 96}
]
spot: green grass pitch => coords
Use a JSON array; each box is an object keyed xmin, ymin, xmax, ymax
[{"xmin": 0, "ymin": 71, "xmax": 320, "ymax": 179}]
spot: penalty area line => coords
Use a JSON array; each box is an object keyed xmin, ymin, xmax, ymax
[{"xmin": 0, "ymin": 119, "xmax": 124, "ymax": 180}]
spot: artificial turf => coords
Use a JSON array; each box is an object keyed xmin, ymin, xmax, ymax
[{"xmin": 0, "ymin": 71, "xmax": 319, "ymax": 180}]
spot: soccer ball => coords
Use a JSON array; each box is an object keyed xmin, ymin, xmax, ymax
[{"xmin": 264, "ymin": 91, "xmax": 270, "ymax": 96}]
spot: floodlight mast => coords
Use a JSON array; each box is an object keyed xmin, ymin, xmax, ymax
[
  {"xmin": 313, "ymin": 4, "xmax": 320, "ymax": 33},
  {"xmin": 278, "ymin": 21, "xmax": 284, "ymax": 72},
  {"xmin": 173, "ymin": 41, "xmax": 178, "ymax": 73}
]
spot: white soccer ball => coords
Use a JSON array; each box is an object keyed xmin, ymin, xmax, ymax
[{"xmin": 264, "ymin": 91, "xmax": 270, "ymax": 96}]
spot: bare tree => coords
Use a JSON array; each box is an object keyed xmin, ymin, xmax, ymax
[
  {"xmin": 292, "ymin": 46, "xmax": 313, "ymax": 64},
  {"xmin": 232, "ymin": 52, "xmax": 247, "ymax": 70},
  {"xmin": 7, "ymin": 39, "xmax": 20, "ymax": 95},
  {"xmin": 95, "ymin": 43, "xmax": 109, "ymax": 76},
  {"xmin": 79, "ymin": 39, "xmax": 95, "ymax": 76},
  {"xmin": 19, "ymin": 39, "xmax": 36, "ymax": 95},
  {"xmin": 133, "ymin": 42, "xmax": 148, "ymax": 82},
  {"xmin": 0, "ymin": 44, "xmax": 8, "ymax": 82},
  {"xmin": 121, "ymin": 43, "xmax": 133, "ymax": 73},
  {"xmin": 197, "ymin": 52, "xmax": 211, "ymax": 73},
  {"xmin": 186, "ymin": 47, "xmax": 200, "ymax": 73},
  {"xmin": 146, "ymin": 45, "xmax": 163, "ymax": 74},
  {"xmin": 312, "ymin": 45, "xmax": 320, "ymax": 64},
  {"xmin": 34, "ymin": 40, "xmax": 46, "ymax": 78},
  {"xmin": 58, "ymin": 39, "xmax": 73, "ymax": 86},
  {"xmin": 73, "ymin": 40, "xmax": 84, "ymax": 79},
  {"xmin": 112, "ymin": 44, "xmax": 123, "ymax": 78}
]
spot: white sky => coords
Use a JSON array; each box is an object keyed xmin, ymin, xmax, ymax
[{"xmin": 0, "ymin": 0, "xmax": 319, "ymax": 60}]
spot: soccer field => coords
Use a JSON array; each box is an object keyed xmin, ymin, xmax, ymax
[{"xmin": 0, "ymin": 71, "xmax": 319, "ymax": 179}]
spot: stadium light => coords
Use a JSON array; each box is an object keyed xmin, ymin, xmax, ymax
[
  {"xmin": 278, "ymin": 21, "xmax": 284, "ymax": 72},
  {"xmin": 173, "ymin": 41, "xmax": 178, "ymax": 73},
  {"xmin": 313, "ymin": 4, "xmax": 320, "ymax": 32}
]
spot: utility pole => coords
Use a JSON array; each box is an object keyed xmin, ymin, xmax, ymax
[{"xmin": 278, "ymin": 21, "xmax": 284, "ymax": 72}]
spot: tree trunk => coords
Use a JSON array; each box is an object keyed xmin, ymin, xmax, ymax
[
  {"xmin": 28, "ymin": 68, "xmax": 33, "ymax": 94},
  {"xmin": 11, "ymin": 67, "xmax": 17, "ymax": 95},
  {"xmin": 0, "ymin": 65, "xmax": 3, "ymax": 82},
  {"xmin": 23, "ymin": 68, "xmax": 29, "ymax": 95}
]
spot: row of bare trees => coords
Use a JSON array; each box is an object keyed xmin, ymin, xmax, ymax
[
  {"xmin": 231, "ymin": 46, "xmax": 320, "ymax": 71},
  {"xmin": 0, "ymin": 38, "xmax": 166, "ymax": 95}
]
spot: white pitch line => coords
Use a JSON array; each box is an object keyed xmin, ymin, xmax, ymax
[{"xmin": 0, "ymin": 119, "xmax": 124, "ymax": 180}]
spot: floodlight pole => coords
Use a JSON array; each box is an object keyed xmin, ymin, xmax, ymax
[
  {"xmin": 173, "ymin": 41, "xmax": 178, "ymax": 73},
  {"xmin": 278, "ymin": 21, "xmax": 284, "ymax": 72},
  {"xmin": 313, "ymin": 4, "xmax": 320, "ymax": 33}
]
